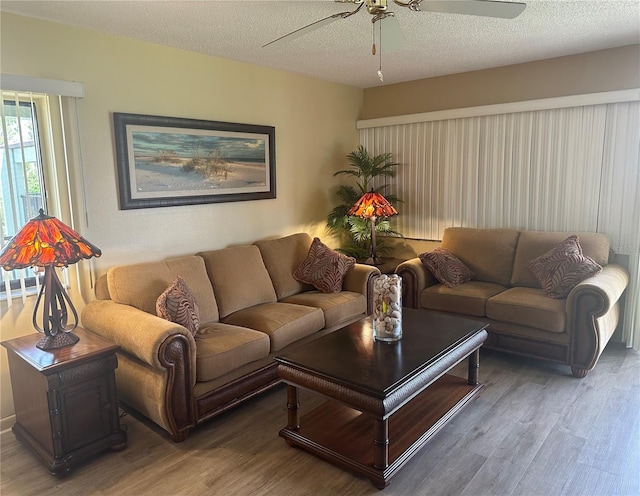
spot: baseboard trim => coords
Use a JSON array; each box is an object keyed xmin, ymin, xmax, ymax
[{"xmin": 1, "ymin": 414, "xmax": 16, "ymax": 435}]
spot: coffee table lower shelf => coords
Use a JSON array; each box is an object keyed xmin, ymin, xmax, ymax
[{"xmin": 279, "ymin": 373, "xmax": 483, "ymax": 489}]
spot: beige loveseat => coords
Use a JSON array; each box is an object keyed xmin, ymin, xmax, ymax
[
  {"xmin": 81, "ymin": 233, "xmax": 380, "ymax": 441},
  {"xmin": 396, "ymin": 228, "xmax": 629, "ymax": 378}
]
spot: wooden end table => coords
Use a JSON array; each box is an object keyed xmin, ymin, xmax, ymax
[
  {"xmin": 2, "ymin": 327, "xmax": 127, "ymax": 476},
  {"xmin": 276, "ymin": 308, "xmax": 488, "ymax": 489}
]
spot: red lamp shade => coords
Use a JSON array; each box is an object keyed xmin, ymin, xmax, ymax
[
  {"xmin": 347, "ymin": 191, "xmax": 398, "ymax": 265},
  {"xmin": 348, "ymin": 191, "xmax": 398, "ymax": 219},
  {"xmin": 0, "ymin": 209, "xmax": 101, "ymax": 350},
  {"xmin": 0, "ymin": 210, "xmax": 101, "ymax": 269}
]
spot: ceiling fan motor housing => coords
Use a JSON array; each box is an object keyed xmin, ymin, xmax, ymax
[{"xmin": 366, "ymin": 0, "xmax": 388, "ymax": 14}]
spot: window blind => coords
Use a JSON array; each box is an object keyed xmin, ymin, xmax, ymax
[
  {"xmin": 1, "ymin": 91, "xmax": 47, "ymax": 304},
  {"xmin": 0, "ymin": 85, "xmax": 82, "ymax": 305}
]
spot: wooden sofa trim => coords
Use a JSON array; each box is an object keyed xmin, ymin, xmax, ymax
[
  {"xmin": 159, "ymin": 334, "xmax": 196, "ymax": 442},
  {"xmin": 196, "ymin": 363, "xmax": 280, "ymax": 424}
]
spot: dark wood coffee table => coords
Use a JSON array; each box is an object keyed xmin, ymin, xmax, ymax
[{"xmin": 275, "ymin": 308, "xmax": 488, "ymax": 489}]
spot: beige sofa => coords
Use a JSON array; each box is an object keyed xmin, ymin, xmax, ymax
[
  {"xmin": 396, "ymin": 228, "xmax": 629, "ymax": 378},
  {"xmin": 81, "ymin": 233, "xmax": 380, "ymax": 441}
]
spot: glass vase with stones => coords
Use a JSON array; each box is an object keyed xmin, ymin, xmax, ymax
[{"xmin": 372, "ymin": 274, "xmax": 402, "ymax": 342}]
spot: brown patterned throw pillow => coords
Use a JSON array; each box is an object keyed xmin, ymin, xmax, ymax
[
  {"xmin": 526, "ymin": 235, "xmax": 603, "ymax": 299},
  {"xmin": 156, "ymin": 276, "xmax": 200, "ymax": 336},
  {"xmin": 419, "ymin": 248, "xmax": 474, "ymax": 288},
  {"xmin": 294, "ymin": 237, "xmax": 356, "ymax": 293}
]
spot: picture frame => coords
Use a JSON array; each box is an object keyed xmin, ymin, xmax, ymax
[{"xmin": 113, "ymin": 112, "xmax": 276, "ymax": 209}]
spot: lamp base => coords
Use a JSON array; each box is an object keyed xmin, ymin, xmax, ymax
[{"xmin": 36, "ymin": 332, "xmax": 79, "ymax": 350}]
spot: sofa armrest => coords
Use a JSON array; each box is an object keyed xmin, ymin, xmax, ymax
[
  {"xmin": 81, "ymin": 299, "xmax": 197, "ymax": 377},
  {"xmin": 566, "ymin": 263, "xmax": 629, "ymax": 373},
  {"xmin": 342, "ymin": 263, "xmax": 381, "ymax": 314},
  {"xmin": 395, "ymin": 258, "xmax": 438, "ymax": 308}
]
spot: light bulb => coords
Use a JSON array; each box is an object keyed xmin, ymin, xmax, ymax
[{"xmin": 377, "ymin": 70, "xmax": 384, "ymax": 82}]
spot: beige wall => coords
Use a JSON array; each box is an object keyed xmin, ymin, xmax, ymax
[
  {"xmin": 363, "ymin": 44, "xmax": 640, "ymax": 119},
  {"xmin": 0, "ymin": 13, "xmax": 363, "ymax": 425}
]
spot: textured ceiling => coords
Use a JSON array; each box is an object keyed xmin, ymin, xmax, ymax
[{"xmin": 2, "ymin": 0, "xmax": 639, "ymax": 88}]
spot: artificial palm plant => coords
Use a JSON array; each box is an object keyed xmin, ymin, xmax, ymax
[{"xmin": 327, "ymin": 145, "xmax": 402, "ymax": 259}]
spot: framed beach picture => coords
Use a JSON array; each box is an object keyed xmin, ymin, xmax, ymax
[{"xmin": 113, "ymin": 112, "xmax": 276, "ymax": 209}]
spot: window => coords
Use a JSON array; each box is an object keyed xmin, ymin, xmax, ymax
[
  {"xmin": 1, "ymin": 92, "xmax": 48, "ymax": 294},
  {"xmin": 0, "ymin": 76, "xmax": 85, "ymax": 306}
]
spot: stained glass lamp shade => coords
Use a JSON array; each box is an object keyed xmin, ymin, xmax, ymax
[
  {"xmin": 0, "ymin": 209, "xmax": 101, "ymax": 350},
  {"xmin": 348, "ymin": 190, "xmax": 398, "ymax": 265}
]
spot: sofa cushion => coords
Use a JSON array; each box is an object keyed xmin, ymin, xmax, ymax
[
  {"xmin": 281, "ymin": 291, "xmax": 366, "ymax": 328},
  {"xmin": 95, "ymin": 274, "xmax": 110, "ymax": 300},
  {"xmin": 511, "ymin": 231, "xmax": 610, "ymax": 288},
  {"xmin": 195, "ymin": 323, "xmax": 270, "ymax": 382},
  {"xmin": 294, "ymin": 237, "xmax": 356, "ymax": 293},
  {"xmin": 254, "ymin": 233, "xmax": 314, "ymax": 299},
  {"xmin": 156, "ymin": 276, "xmax": 200, "ymax": 336},
  {"xmin": 107, "ymin": 256, "xmax": 219, "ymax": 323},
  {"xmin": 421, "ymin": 281, "xmax": 506, "ymax": 317},
  {"xmin": 198, "ymin": 245, "xmax": 277, "ymax": 319},
  {"xmin": 526, "ymin": 235, "xmax": 603, "ymax": 298},
  {"xmin": 487, "ymin": 287, "xmax": 566, "ymax": 333},
  {"xmin": 440, "ymin": 228, "xmax": 520, "ymax": 286},
  {"xmin": 419, "ymin": 248, "xmax": 474, "ymax": 288},
  {"xmin": 222, "ymin": 302, "xmax": 324, "ymax": 352}
]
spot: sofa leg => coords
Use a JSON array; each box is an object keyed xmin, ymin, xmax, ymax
[
  {"xmin": 571, "ymin": 366, "xmax": 589, "ymax": 378},
  {"xmin": 170, "ymin": 429, "xmax": 190, "ymax": 442}
]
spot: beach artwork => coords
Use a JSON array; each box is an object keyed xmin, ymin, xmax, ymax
[
  {"xmin": 128, "ymin": 126, "xmax": 270, "ymax": 198},
  {"xmin": 114, "ymin": 113, "xmax": 275, "ymax": 209}
]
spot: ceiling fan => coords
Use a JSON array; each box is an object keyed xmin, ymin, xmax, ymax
[
  {"xmin": 263, "ymin": 0, "xmax": 526, "ymax": 81},
  {"xmin": 263, "ymin": 0, "xmax": 526, "ymax": 49}
]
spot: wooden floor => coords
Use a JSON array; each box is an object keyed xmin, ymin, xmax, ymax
[{"xmin": 1, "ymin": 344, "xmax": 639, "ymax": 496}]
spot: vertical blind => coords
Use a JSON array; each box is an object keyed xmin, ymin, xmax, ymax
[
  {"xmin": 0, "ymin": 75, "xmax": 84, "ymax": 306},
  {"xmin": 0, "ymin": 91, "xmax": 47, "ymax": 304},
  {"xmin": 360, "ymin": 97, "xmax": 640, "ymax": 349}
]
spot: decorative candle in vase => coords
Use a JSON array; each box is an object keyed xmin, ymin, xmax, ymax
[{"xmin": 372, "ymin": 274, "xmax": 402, "ymax": 342}]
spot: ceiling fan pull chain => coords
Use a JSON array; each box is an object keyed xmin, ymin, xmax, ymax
[
  {"xmin": 377, "ymin": 21, "xmax": 384, "ymax": 82},
  {"xmin": 372, "ymin": 22, "xmax": 376, "ymax": 55}
]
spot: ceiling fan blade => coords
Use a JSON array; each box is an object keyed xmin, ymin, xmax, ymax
[
  {"xmin": 263, "ymin": 8, "xmax": 359, "ymax": 48},
  {"xmin": 380, "ymin": 16, "xmax": 406, "ymax": 51},
  {"xmin": 419, "ymin": 0, "xmax": 526, "ymax": 19}
]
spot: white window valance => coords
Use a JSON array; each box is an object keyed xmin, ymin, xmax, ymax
[{"xmin": 0, "ymin": 73, "xmax": 84, "ymax": 98}]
